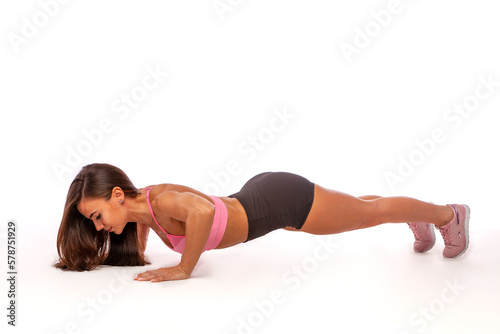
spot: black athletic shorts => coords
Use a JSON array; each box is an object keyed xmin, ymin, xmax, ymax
[{"xmin": 228, "ymin": 172, "xmax": 315, "ymax": 242}]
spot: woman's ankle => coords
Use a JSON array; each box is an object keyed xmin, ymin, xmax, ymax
[{"xmin": 435, "ymin": 205, "xmax": 455, "ymax": 227}]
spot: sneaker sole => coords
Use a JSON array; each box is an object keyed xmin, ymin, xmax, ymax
[{"xmin": 452, "ymin": 204, "xmax": 471, "ymax": 258}]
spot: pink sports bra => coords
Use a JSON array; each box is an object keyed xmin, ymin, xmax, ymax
[{"xmin": 145, "ymin": 187, "xmax": 228, "ymax": 254}]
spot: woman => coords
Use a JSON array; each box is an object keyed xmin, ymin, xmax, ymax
[{"xmin": 55, "ymin": 163, "xmax": 470, "ymax": 282}]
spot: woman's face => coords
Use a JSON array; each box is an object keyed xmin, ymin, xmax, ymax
[{"xmin": 77, "ymin": 195, "xmax": 128, "ymax": 234}]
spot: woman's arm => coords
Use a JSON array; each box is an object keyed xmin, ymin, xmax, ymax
[
  {"xmin": 134, "ymin": 191, "xmax": 214, "ymax": 282},
  {"xmin": 180, "ymin": 196, "xmax": 214, "ymax": 275}
]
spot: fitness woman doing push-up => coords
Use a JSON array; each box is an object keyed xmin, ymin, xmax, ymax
[{"xmin": 55, "ymin": 163, "xmax": 470, "ymax": 282}]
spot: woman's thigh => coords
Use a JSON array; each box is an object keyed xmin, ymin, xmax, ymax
[{"xmin": 297, "ymin": 184, "xmax": 379, "ymax": 234}]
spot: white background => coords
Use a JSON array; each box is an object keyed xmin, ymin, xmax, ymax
[{"xmin": 1, "ymin": 1, "xmax": 499, "ymax": 333}]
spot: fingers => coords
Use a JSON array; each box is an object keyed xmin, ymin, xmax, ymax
[
  {"xmin": 133, "ymin": 267, "xmax": 189, "ymax": 283},
  {"xmin": 134, "ymin": 269, "xmax": 163, "ymax": 282}
]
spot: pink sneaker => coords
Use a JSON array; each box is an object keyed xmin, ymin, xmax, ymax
[
  {"xmin": 435, "ymin": 204, "xmax": 470, "ymax": 258},
  {"xmin": 408, "ymin": 223, "xmax": 436, "ymax": 253}
]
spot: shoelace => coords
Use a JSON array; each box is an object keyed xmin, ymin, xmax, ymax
[
  {"xmin": 408, "ymin": 223, "xmax": 424, "ymax": 241},
  {"xmin": 436, "ymin": 224, "xmax": 452, "ymax": 246}
]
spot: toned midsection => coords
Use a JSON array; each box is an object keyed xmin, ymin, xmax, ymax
[{"xmin": 216, "ymin": 197, "xmax": 248, "ymax": 248}]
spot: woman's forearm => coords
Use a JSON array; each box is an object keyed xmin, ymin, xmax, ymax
[
  {"xmin": 134, "ymin": 192, "xmax": 215, "ymax": 282},
  {"xmin": 179, "ymin": 206, "xmax": 214, "ymax": 276}
]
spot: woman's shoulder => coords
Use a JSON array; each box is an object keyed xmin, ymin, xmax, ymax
[
  {"xmin": 145, "ymin": 184, "xmax": 214, "ymax": 219},
  {"xmin": 142, "ymin": 183, "xmax": 211, "ymax": 203},
  {"xmin": 141, "ymin": 183, "xmax": 202, "ymax": 194}
]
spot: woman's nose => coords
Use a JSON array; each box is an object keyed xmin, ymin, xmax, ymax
[{"xmin": 95, "ymin": 221, "xmax": 104, "ymax": 231}]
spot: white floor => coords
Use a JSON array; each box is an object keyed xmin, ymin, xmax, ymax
[
  {"xmin": 5, "ymin": 219, "xmax": 498, "ymax": 334},
  {"xmin": 2, "ymin": 1, "xmax": 500, "ymax": 333}
]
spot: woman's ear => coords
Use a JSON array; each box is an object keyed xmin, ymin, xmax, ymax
[{"xmin": 111, "ymin": 186, "xmax": 124, "ymax": 203}]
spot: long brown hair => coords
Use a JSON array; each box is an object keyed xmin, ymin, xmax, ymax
[{"xmin": 55, "ymin": 163, "xmax": 150, "ymax": 271}]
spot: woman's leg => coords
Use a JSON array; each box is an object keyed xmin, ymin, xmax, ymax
[
  {"xmin": 299, "ymin": 185, "xmax": 454, "ymax": 235},
  {"xmin": 357, "ymin": 195, "xmax": 436, "ymax": 252},
  {"xmin": 358, "ymin": 195, "xmax": 381, "ymax": 200}
]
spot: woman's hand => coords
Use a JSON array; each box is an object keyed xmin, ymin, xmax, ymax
[{"xmin": 134, "ymin": 264, "xmax": 190, "ymax": 282}]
